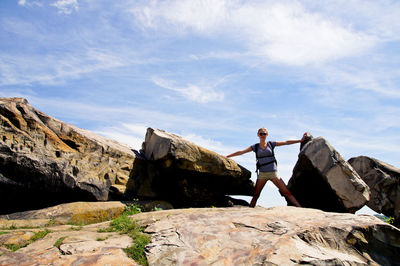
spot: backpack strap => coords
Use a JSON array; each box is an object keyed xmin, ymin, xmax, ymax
[{"xmin": 254, "ymin": 142, "xmax": 277, "ymax": 172}]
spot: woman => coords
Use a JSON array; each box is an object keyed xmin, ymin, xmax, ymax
[{"xmin": 227, "ymin": 127, "xmax": 306, "ymax": 208}]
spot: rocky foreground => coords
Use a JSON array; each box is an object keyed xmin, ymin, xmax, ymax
[{"xmin": 0, "ymin": 203, "xmax": 399, "ymax": 265}]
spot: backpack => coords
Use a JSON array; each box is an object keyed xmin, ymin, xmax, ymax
[{"xmin": 254, "ymin": 141, "xmax": 277, "ymax": 172}]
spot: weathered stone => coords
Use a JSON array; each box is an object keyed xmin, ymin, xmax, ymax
[
  {"xmin": 142, "ymin": 207, "xmax": 400, "ymax": 265},
  {"xmin": 1, "ymin": 205, "xmax": 399, "ymax": 265},
  {"xmin": 0, "ymin": 223, "xmax": 136, "ymax": 265},
  {"xmin": 349, "ymin": 156, "xmax": 400, "ymax": 225},
  {"xmin": 0, "ymin": 97, "xmax": 147, "ymax": 214},
  {"xmin": 0, "ymin": 219, "xmax": 50, "ymax": 229},
  {"xmin": 0, "ymin": 231, "xmax": 34, "ymax": 246},
  {"xmin": 287, "ymin": 135, "xmax": 370, "ymax": 213},
  {"xmin": 142, "ymin": 128, "xmax": 254, "ymax": 207},
  {"xmin": 0, "ymin": 201, "xmax": 125, "ymax": 224}
]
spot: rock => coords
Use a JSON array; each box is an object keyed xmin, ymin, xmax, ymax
[
  {"xmin": 0, "ymin": 231, "xmax": 35, "ymax": 246},
  {"xmin": 141, "ymin": 206, "xmax": 400, "ymax": 265},
  {"xmin": 0, "ymin": 201, "xmax": 125, "ymax": 225},
  {"xmin": 348, "ymin": 156, "xmax": 400, "ymax": 225},
  {"xmin": 0, "ymin": 97, "xmax": 147, "ymax": 214},
  {"xmin": 142, "ymin": 128, "xmax": 254, "ymax": 207},
  {"xmin": 0, "ymin": 218, "xmax": 51, "ymax": 229},
  {"xmin": 287, "ymin": 135, "xmax": 370, "ymax": 213},
  {"xmin": 0, "ymin": 223, "xmax": 136, "ymax": 265},
  {"xmin": 1, "ymin": 205, "xmax": 399, "ymax": 265}
]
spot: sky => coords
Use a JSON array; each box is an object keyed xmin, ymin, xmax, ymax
[{"xmin": 1, "ymin": 0, "xmax": 400, "ymax": 215}]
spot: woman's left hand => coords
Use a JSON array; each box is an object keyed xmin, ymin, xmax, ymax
[{"xmin": 300, "ymin": 133, "xmax": 307, "ymax": 142}]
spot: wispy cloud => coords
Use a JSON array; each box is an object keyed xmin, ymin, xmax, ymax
[
  {"xmin": 152, "ymin": 77, "xmax": 224, "ymax": 103},
  {"xmin": 130, "ymin": 0, "xmax": 375, "ymax": 66},
  {"xmin": 0, "ymin": 49, "xmax": 125, "ymax": 86},
  {"xmin": 51, "ymin": 0, "xmax": 79, "ymax": 14},
  {"xmin": 17, "ymin": 0, "xmax": 43, "ymax": 7}
]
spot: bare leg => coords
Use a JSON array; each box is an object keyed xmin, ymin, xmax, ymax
[
  {"xmin": 250, "ymin": 178, "xmax": 268, "ymax": 207},
  {"xmin": 271, "ymin": 178, "xmax": 302, "ymax": 207}
]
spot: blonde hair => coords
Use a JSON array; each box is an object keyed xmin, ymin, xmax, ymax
[{"xmin": 257, "ymin": 127, "xmax": 268, "ymax": 134}]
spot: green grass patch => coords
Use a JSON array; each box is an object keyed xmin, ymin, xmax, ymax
[
  {"xmin": 384, "ymin": 216, "xmax": 395, "ymax": 224},
  {"xmin": 4, "ymin": 229, "xmax": 51, "ymax": 252},
  {"xmin": 68, "ymin": 226, "xmax": 82, "ymax": 231},
  {"xmin": 100, "ymin": 214, "xmax": 150, "ymax": 265},
  {"xmin": 5, "ymin": 244, "xmax": 21, "ymax": 252},
  {"xmin": 45, "ymin": 219, "xmax": 64, "ymax": 227},
  {"xmin": 31, "ymin": 230, "xmax": 51, "ymax": 241},
  {"xmin": 96, "ymin": 235, "xmax": 111, "ymax": 241},
  {"xmin": 0, "ymin": 224, "xmax": 17, "ymax": 230},
  {"xmin": 53, "ymin": 236, "xmax": 68, "ymax": 249},
  {"xmin": 123, "ymin": 200, "xmax": 142, "ymax": 216},
  {"xmin": 0, "ymin": 232, "xmax": 8, "ymax": 235}
]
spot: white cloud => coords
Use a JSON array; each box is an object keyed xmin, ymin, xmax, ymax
[
  {"xmin": 17, "ymin": 0, "xmax": 43, "ymax": 7},
  {"xmin": 51, "ymin": 0, "xmax": 78, "ymax": 14},
  {"xmin": 0, "ymin": 49, "xmax": 124, "ymax": 86},
  {"xmin": 130, "ymin": 0, "xmax": 375, "ymax": 65},
  {"xmin": 96, "ymin": 129, "xmax": 145, "ymax": 150},
  {"xmin": 152, "ymin": 77, "xmax": 224, "ymax": 103}
]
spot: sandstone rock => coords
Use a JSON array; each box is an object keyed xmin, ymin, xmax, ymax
[
  {"xmin": 0, "ymin": 97, "xmax": 147, "ymax": 214},
  {"xmin": 349, "ymin": 156, "xmax": 400, "ymax": 225},
  {"xmin": 287, "ymin": 135, "xmax": 370, "ymax": 213},
  {"xmin": 0, "ymin": 219, "xmax": 50, "ymax": 229},
  {"xmin": 0, "ymin": 201, "xmax": 125, "ymax": 225},
  {"xmin": 1, "ymin": 205, "xmax": 399, "ymax": 265},
  {"xmin": 142, "ymin": 206, "xmax": 400, "ymax": 265},
  {"xmin": 0, "ymin": 231, "xmax": 35, "ymax": 246},
  {"xmin": 0, "ymin": 223, "xmax": 136, "ymax": 265},
  {"xmin": 142, "ymin": 128, "xmax": 254, "ymax": 207}
]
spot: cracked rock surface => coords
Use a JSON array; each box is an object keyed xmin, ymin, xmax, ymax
[
  {"xmin": 1, "ymin": 206, "xmax": 399, "ymax": 265},
  {"xmin": 0, "ymin": 222, "xmax": 135, "ymax": 265},
  {"xmin": 140, "ymin": 206, "xmax": 400, "ymax": 265}
]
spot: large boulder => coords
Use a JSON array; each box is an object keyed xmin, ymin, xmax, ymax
[
  {"xmin": 141, "ymin": 207, "xmax": 400, "ymax": 265},
  {"xmin": 0, "ymin": 97, "xmax": 147, "ymax": 214},
  {"xmin": 348, "ymin": 156, "xmax": 400, "ymax": 225},
  {"xmin": 0, "ymin": 201, "xmax": 126, "ymax": 225},
  {"xmin": 287, "ymin": 135, "xmax": 370, "ymax": 213},
  {"xmin": 142, "ymin": 128, "xmax": 254, "ymax": 207}
]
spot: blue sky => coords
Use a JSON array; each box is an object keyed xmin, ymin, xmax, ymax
[{"xmin": 1, "ymin": 0, "xmax": 399, "ymax": 214}]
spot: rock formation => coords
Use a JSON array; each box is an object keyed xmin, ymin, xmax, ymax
[
  {"xmin": 287, "ymin": 134, "xmax": 370, "ymax": 213},
  {"xmin": 142, "ymin": 128, "xmax": 254, "ymax": 207},
  {"xmin": 1, "ymin": 203, "xmax": 399, "ymax": 265},
  {"xmin": 0, "ymin": 97, "xmax": 254, "ymax": 214},
  {"xmin": 349, "ymin": 156, "xmax": 400, "ymax": 226},
  {"xmin": 0, "ymin": 97, "xmax": 147, "ymax": 214},
  {"xmin": 141, "ymin": 206, "xmax": 400, "ymax": 265}
]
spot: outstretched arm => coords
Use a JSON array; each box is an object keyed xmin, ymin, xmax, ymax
[
  {"xmin": 276, "ymin": 133, "xmax": 307, "ymax": 147},
  {"xmin": 226, "ymin": 146, "xmax": 253, "ymax": 158}
]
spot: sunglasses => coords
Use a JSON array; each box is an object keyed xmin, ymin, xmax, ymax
[{"xmin": 259, "ymin": 133, "xmax": 267, "ymax": 136}]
